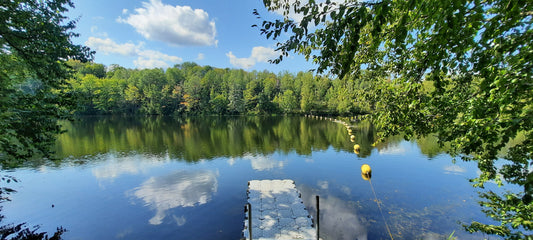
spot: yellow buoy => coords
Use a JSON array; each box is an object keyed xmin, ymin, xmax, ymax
[
  {"xmin": 361, "ymin": 164, "xmax": 371, "ymax": 174},
  {"xmin": 361, "ymin": 164, "xmax": 372, "ymax": 180},
  {"xmin": 350, "ymin": 135, "xmax": 356, "ymax": 142},
  {"xmin": 353, "ymin": 144, "xmax": 360, "ymax": 151},
  {"xmin": 361, "ymin": 172, "xmax": 371, "ymax": 181}
]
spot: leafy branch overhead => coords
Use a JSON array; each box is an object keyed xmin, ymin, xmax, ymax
[
  {"xmin": 256, "ymin": 0, "xmax": 532, "ymax": 238},
  {"xmin": 0, "ymin": 0, "xmax": 93, "ymax": 162}
]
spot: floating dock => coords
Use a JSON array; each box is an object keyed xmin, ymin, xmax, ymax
[{"xmin": 243, "ymin": 179, "xmax": 316, "ymax": 240}]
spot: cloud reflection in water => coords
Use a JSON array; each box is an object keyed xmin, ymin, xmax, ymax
[
  {"xmin": 300, "ymin": 185, "xmax": 368, "ymax": 240},
  {"xmin": 378, "ymin": 144, "xmax": 407, "ymax": 155},
  {"xmin": 92, "ymin": 153, "xmax": 169, "ymax": 181},
  {"xmin": 443, "ymin": 165, "xmax": 466, "ymax": 175},
  {"xmin": 243, "ymin": 154, "xmax": 285, "ymax": 171},
  {"xmin": 132, "ymin": 169, "xmax": 218, "ymax": 225}
]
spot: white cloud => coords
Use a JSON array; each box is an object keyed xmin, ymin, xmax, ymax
[
  {"xmin": 226, "ymin": 46, "xmax": 278, "ymax": 69},
  {"xmin": 226, "ymin": 52, "xmax": 254, "ymax": 69},
  {"xmin": 251, "ymin": 46, "xmax": 278, "ymax": 62},
  {"xmin": 89, "ymin": 26, "xmax": 108, "ymax": 38},
  {"xmin": 118, "ymin": 0, "xmax": 217, "ymax": 46},
  {"xmin": 267, "ymin": 0, "xmax": 305, "ymax": 22},
  {"xmin": 122, "ymin": 8, "xmax": 128, "ymax": 15},
  {"xmin": 196, "ymin": 53, "xmax": 205, "ymax": 60},
  {"xmin": 134, "ymin": 57, "xmax": 170, "ymax": 69},
  {"xmin": 86, "ymin": 37, "xmax": 182, "ymax": 69},
  {"xmin": 86, "ymin": 37, "xmax": 139, "ymax": 56}
]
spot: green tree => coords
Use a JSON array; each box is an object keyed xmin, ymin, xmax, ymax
[
  {"xmin": 94, "ymin": 77, "xmax": 126, "ymax": 113},
  {"xmin": 257, "ymin": 0, "xmax": 532, "ymax": 238},
  {"xmin": 0, "ymin": 0, "xmax": 93, "ymax": 162},
  {"xmin": 71, "ymin": 74, "xmax": 98, "ymax": 114},
  {"xmin": 275, "ymin": 89, "xmax": 298, "ymax": 113},
  {"xmin": 165, "ymin": 67, "xmax": 185, "ymax": 86},
  {"xmin": 124, "ymin": 84, "xmax": 141, "ymax": 113},
  {"xmin": 299, "ymin": 72, "xmax": 316, "ymax": 113},
  {"xmin": 134, "ymin": 69, "xmax": 166, "ymax": 114},
  {"xmin": 106, "ymin": 64, "xmax": 132, "ymax": 80},
  {"xmin": 227, "ymin": 70, "xmax": 246, "ymax": 114},
  {"xmin": 79, "ymin": 62, "xmax": 105, "ymax": 78},
  {"xmin": 182, "ymin": 74, "xmax": 202, "ymax": 113},
  {"xmin": 244, "ymin": 79, "xmax": 263, "ymax": 113},
  {"xmin": 210, "ymin": 94, "xmax": 229, "ymax": 115}
]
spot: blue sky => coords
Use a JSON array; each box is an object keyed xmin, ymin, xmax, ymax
[{"xmin": 67, "ymin": 0, "xmax": 316, "ymax": 73}]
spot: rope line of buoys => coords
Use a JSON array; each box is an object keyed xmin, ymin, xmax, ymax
[
  {"xmin": 308, "ymin": 112, "xmax": 391, "ymax": 240},
  {"xmin": 360, "ymin": 164, "xmax": 394, "ymax": 239}
]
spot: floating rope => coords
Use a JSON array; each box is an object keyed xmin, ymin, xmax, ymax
[{"xmin": 368, "ymin": 178, "xmax": 394, "ymax": 240}]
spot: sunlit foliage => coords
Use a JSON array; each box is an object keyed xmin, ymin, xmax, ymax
[
  {"xmin": 254, "ymin": 0, "xmax": 532, "ymax": 238},
  {"xmin": 0, "ymin": 0, "xmax": 93, "ymax": 163}
]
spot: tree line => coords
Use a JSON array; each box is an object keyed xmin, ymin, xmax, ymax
[{"xmin": 66, "ymin": 60, "xmax": 372, "ymax": 116}]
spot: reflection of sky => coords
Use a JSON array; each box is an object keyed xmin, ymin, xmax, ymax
[
  {"xmin": 444, "ymin": 165, "xmax": 466, "ymax": 175},
  {"xmin": 92, "ymin": 153, "xmax": 169, "ymax": 180},
  {"xmin": 300, "ymin": 184, "xmax": 368, "ymax": 240},
  {"xmin": 173, "ymin": 215, "xmax": 187, "ymax": 226},
  {"xmin": 242, "ymin": 154, "xmax": 285, "ymax": 171},
  {"xmin": 378, "ymin": 144, "xmax": 407, "ymax": 155},
  {"xmin": 317, "ymin": 180, "xmax": 329, "ymax": 190},
  {"xmin": 132, "ymin": 169, "xmax": 218, "ymax": 225}
]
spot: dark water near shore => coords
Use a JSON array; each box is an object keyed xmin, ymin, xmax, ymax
[{"xmin": 1, "ymin": 116, "xmax": 503, "ymax": 239}]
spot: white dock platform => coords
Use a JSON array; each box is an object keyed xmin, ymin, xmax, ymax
[{"xmin": 243, "ymin": 179, "xmax": 316, "ymax": 240}]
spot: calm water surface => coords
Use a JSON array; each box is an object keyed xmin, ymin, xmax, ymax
[{"xmin": 2, "ymin": 116, "xmax": 503, "ymax": 239}]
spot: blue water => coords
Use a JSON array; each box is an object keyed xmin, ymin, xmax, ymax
[{"xmin": 0, "ymin": 116, "xmax": 504, "ymax": 239}]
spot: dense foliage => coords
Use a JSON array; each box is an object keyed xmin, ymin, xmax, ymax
[
  {"xmin": 66, "ymin": 61, "xmax": 372, "ymax": 116},
  {"xmin": 1, "ymin": 0, "xmax": 92, "ymax": 239},
  {"xmin": 254, "ymin": 0, "xmax": 532, "ymax": 238},
  {"xmin": 0, "ymin": 0, "xmax": 93, "ymax": 163}
]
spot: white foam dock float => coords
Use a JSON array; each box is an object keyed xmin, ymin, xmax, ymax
[{"xmin": 243, "ymin": 179, "xmax": 317, "ymax": 240}]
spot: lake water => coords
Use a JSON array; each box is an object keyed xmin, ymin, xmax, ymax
[{"xmin": 1, "ymin": 116, "xmax": 502, "ymax": 239}]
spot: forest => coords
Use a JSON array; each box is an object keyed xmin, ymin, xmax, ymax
[{"xmin": 66, "ymin": 60, "xmax": 370, "ymax": 116}]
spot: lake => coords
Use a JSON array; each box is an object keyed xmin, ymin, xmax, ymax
[{"xmin": 1, "ymin": 116, "xmax": 502, "ymax": 239}]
